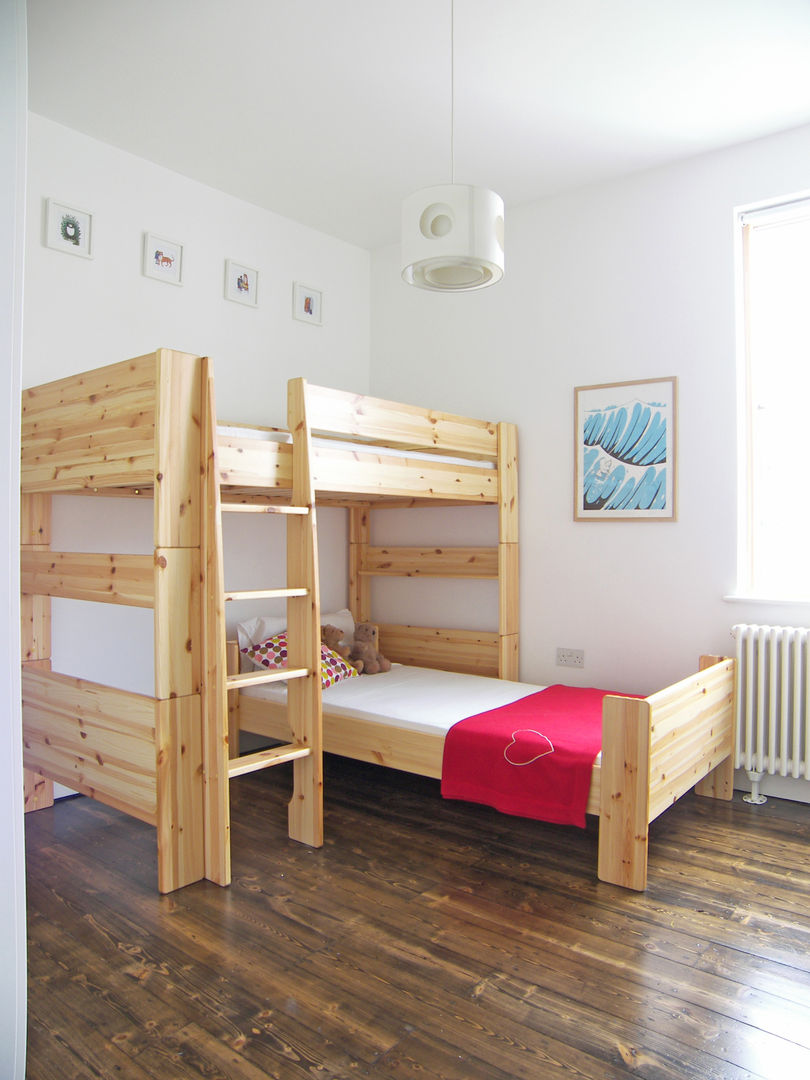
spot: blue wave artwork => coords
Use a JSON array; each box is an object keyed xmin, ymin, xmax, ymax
[{"xmin": 581, "ymin": 397, "xmax": 668, "ymax": 512}]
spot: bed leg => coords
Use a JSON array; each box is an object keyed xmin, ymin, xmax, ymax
[
  {"xmin": 155, "ymin": 697, "xmax": 206, "ymax": 893},
  {"xmin": 598, "ymin": 696, "xmax": 651, "ymax": 891},
  {"xmin": 23, "ymin": 769, "xmax": 53, "ymax": 812},
  {"xmin": 286, "ymin": 673, "xmax": 323, "ymax": 847},
  {"xmin": 21, "ymin": 494, "xmax": 53, "ymax": 814},
  {"xmin": 289, "ymin": 754, "xmax": 323, "ymax": 847},
  {"xmin": 694, "ymin": 654, "xmax": 735, "ymax": 802},
  {"xmin": 694, "ymin": 756, "xmax": 734, "ymax": 801}
]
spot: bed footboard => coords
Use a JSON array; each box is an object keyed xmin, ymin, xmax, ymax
[{"xmin": 598, "ymin": 656, "xmax": 735, "ymax": 890}]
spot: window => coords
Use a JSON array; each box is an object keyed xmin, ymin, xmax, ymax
[{"xmin": 737, "ymin": 195, "xmax": 810, "ymax": 601}]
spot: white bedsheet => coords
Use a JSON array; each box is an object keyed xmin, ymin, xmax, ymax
[
  {"xmin": 241, "ymin": 664, "xmax": 542, "ymax": 736},
  {"xmin": 217, "ymin": 425, "xmax": 495, "ymax": 469}
]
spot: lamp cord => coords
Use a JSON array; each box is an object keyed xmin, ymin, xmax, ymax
[{"xmin": 450, "ymin": 0, "xmax": 455, "ymax": 184}]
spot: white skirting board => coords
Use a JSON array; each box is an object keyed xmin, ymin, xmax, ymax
[{"xmin": 735, "ymin": 770, "xmax": 810, "ymax": 805}]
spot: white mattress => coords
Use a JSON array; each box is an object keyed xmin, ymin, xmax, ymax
[
  {"xmin": 217, "ymin": 425, "xmax": 495, "ymax": 469},
  {"xmin": 241, "ymin": 664, "xmax": 542, "ymax": 736}
]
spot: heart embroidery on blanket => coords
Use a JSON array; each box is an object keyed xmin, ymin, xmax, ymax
[{"xmin": 503, "ymin": 729, "xmax": 555, "ymax": 766}]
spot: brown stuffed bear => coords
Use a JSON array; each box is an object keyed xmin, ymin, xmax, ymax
[
  {"xmin": 349, "ymin": 622, "xmax": 391, "ymax": 675},
  {"xmin": 321, "ymin": 624, "xmax": 363, "ymax": 673}
]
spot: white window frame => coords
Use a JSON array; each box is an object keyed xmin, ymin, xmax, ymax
[{"xmin": 734, "ymin": 191, "xmax": 810, "ymax": 603}]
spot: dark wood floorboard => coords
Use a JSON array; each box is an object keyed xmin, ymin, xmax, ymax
[{"xmin": 25, "ymin": 755, "xmax": 810, "ymax": 1079}]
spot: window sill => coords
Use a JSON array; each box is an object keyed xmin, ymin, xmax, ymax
[{"xmin": 724, "ymin": 593, "xmax": 810, "ymax": 608}]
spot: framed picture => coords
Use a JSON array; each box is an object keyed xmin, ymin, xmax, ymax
[
  {"xmin": 225, "ymin": 260, "xmax": 258, "ymax": 306},
  {"xmin": 574, "ymin": 377, "xmax": 677, "ymax": 521},
  {"xmin": 292, "ymin": 281, "xmax": 323, "ymax": 325},
  {"xmin": 143, "ymin": 232, "xmax": 183, "ymax": 285},
  {"xmin": 45, "ymin": 199, "xmax": 93, "ymax": 258}
]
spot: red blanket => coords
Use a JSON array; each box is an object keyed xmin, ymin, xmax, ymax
[{"xmin": 441, "ymin": 685, "xmax": 618, "ymax": 828}]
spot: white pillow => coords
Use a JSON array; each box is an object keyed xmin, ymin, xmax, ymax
[
  {"xmin": 320, "ymin": 608, "xmax": 355, "ymax": 644},
  {"xmin": 235, "ymin": 607, "xmax": 355, "ymax": 653},
  {"xmin": 235, "ymin": 614, "xmax": 287, "ymax": 654}
]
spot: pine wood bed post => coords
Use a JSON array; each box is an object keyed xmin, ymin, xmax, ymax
[
  {"xmin": 153, "ymin": 350, "xmax": 206, "ymax": 893},
  {"xmin": 349, "ymin": 504, "xmax": 371, "ymax": 624},
  {"xmin": 20, "ymin": 492, "xmax": 54, "ymax": 812},
  {"xmin": 286, "ymin": 378, "xmax": 323, "ymax": 846},
  {"xmin": 202, "ymin": 365, "xmax": 231, "ymax": 886},
  {"xmin": 598, "ymin": 695, "xmax": 651, "ymax": 891},
  {"xmin": 693, "ymin": 654, "xmax": 735, "ymax": 801},
  {"xmin": 498, "ymin": 422, "xmax": 519, "ymax": 679}
]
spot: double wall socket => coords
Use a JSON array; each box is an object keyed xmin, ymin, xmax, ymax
[{"xmin": 556, "ymin": 647, "xmax": 584, "ymax": 668}]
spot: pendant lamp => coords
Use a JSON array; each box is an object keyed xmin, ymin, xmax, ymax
[{"xmin": 401, "ymin": 2, "xmax": 504, "ymax": 291}]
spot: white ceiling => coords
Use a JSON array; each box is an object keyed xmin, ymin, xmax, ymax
[{"xmin": 27, "ymin": 0, "xmax": 810, "ymax": 250}]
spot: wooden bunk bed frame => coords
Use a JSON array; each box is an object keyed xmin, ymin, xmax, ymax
[
  {"xmin": 20, "ymin": 347, "xmax": 734, "ymax": 893},
  {"xmin": 225, "ymin": 376, "xmax": 736, "ymax": 892},
  {"xmin": 20, "ymin": 348, "xmax": 517, "ymax": 892}
]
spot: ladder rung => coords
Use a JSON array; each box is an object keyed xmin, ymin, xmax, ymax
[
  {"xmin": 226, "ymin": 667, "xmax": 309, "ymax": 690},
  {"xmin": 221, "ymin": 503, "xmax": 310, "ymax": 515},
  {"xmin": 228, "ymin": 743, "xmax": 311, "ymax": 778},
  {"xmin": 224, "ymin": 587, "xmax": 308, "ymax": 602}
]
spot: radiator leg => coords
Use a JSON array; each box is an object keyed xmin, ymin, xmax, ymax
[{"xmin": 743, "ymin": 770, "xmax": 767, "ymax": 805}]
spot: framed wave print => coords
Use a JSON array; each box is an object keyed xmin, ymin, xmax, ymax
[{"xmin": 574, "ymin": 377, "xmax": 677, "ymax": 521}]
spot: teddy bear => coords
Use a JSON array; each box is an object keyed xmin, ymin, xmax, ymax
[
  {"xmin": 349, "ymin": 622, "xmax": 391, "ymax": 675},
  {"xmin": 321, "ymin": 624, "xmax": 363, "ymax": 673}
]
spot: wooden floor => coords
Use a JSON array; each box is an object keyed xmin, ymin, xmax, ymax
[{"xmin": 25, "ymin": 755, "xmax": 810, "ymax": 1080}]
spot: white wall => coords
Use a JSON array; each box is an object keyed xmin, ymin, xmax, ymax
[
  {"xmin": 1, "ymin": 0, "xmax": 28, "ymax": 1073},
  {"xmin": 370, "ymin": 124, "xmax": 810, "ymax": 721},
  {"xmin": 23, "ymin": 112, "xmax": 810, "ymax": 807},
  {"xmin": 24, "ymin": 115, "xmax": 372, "ymax": 692},
  {"xmin": 25, "ymin": 113, "xmax": 370, "ymax": 421}
]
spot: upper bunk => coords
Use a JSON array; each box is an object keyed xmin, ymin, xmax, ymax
[{"xmin": 20, "ymin": 348, "xmax": 515, "ymax": 509}]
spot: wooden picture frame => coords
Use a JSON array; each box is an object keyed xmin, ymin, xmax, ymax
[{"xmin": 574, "ymin": 377, "xmax": 677, "ymax": 521}]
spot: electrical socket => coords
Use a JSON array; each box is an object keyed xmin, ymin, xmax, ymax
[{"xmin": 556, "ymin": 647, "xmax": 584, "ymax": 668}]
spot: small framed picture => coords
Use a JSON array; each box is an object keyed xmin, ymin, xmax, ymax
[
  {"xmin": 292, "ymin": 281, "xmax": 323, "ymax": 325},
  {"xmin": 143, "ymin": 232, "xmax": 183, "ymax": 285},
  {"xmin": 225, "ymin": 259, "xmax": 258, "ymax": 306},
  {"xmin": 45, "ymin": 199, "xmax": 93, "ymax": 258}
]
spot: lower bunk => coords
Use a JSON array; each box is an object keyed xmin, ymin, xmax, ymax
[{"xmin": 230, "ymin": 644, "xmax": 736, "ymax": 891}]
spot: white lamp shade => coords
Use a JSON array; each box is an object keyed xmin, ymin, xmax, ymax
[{"xmin": 401, "ymin": 184, "xmax": 504, "ymax": 291}]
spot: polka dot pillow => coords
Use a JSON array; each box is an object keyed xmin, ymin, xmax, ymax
[
  {"xmin": 318, "ymin": 644, "xmax": 359, "ymax": 688},
  {"xmin": 242, "ymin": 632, "xmax": 358, "ymax": 689}
]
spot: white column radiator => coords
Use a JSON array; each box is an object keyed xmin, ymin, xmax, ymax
[{"xmin": 732, "ymin": 623, "xmax": 810, "ymax": 803}]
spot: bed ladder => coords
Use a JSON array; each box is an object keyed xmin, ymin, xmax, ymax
[{"xmin": 203, "ymin": 377, "xmax": 323, "ymax": 887}]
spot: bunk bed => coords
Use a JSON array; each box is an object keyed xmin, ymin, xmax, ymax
[
  {"xmin": 19, "ymin": 347, "xmax": 517, "ymax": 893},
  {"xmin": 20, "ymin": 348, "xmax": 735, "ymax": 895},
  {"xmin": 20, "ymin": 349, "xmax": 326, "ymax": 893},
  {"xmin": 223, "ymin": 378, "xmax": 735, "ymax": 892},
  {"xmin": 222, "ymin": 371, "xmax": 735, "ymax": 892}
]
